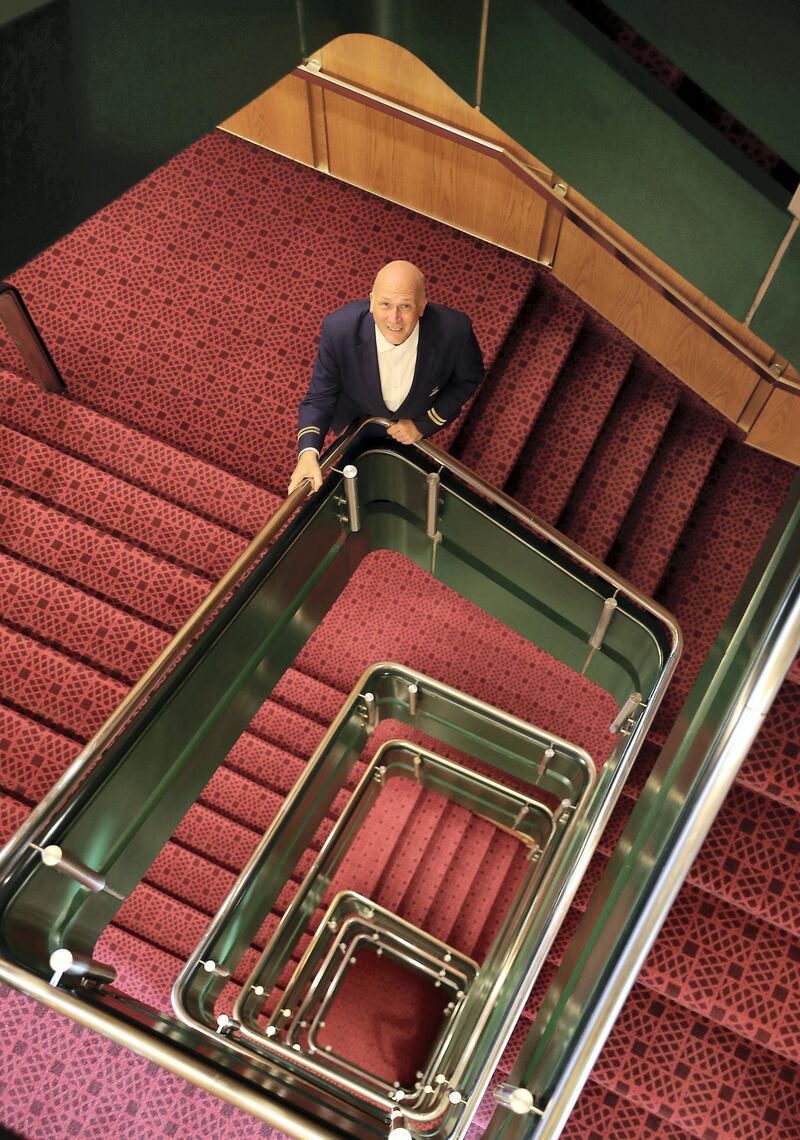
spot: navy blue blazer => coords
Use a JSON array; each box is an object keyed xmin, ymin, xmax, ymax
[{"xmin": 296, "ymin": 300, "xmax": 484, "ymax": 454}]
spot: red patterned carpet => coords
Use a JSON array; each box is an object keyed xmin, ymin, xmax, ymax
[{"xmin": 0, "ymin": 130, "xmax": 797, "ymax": 1138}]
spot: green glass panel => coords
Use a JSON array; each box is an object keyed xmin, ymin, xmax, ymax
[
  {"xmin": 750, "ymin": 228, "xmax": 800, "ymax": 366},
  {"xmin": 481, "ymin": 0, "xmax": 789, "ymax": 320},
  {"xmin": 299, "ymin": 0, "xmax": 483, "ymax": 105},
  {"xmin": 609, "ymin": 0, "xmax": 800, "ymax": 175}
]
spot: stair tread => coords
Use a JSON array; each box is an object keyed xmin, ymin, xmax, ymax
[
  {"xmin": 510, "ymin": 319, "xmax": 635, "ymax": 523},
  {"xmin": 0, "ymin": 369, "xmax": 279, "ymax": 536},
  {"xmin": 611, "ymin": 401, "xmax": 727, "ymax": 596},
  {"xmin": 0, "ymin": 548, "xmax": 168, "ymax": 683},
  {"xmin": 558, "ymin": 358, "xmax": 680, "ymax": 561},
  {"xmin": 1, "ymin": 421, "xmax": 244, "ymax": 580},
  {"xmin": 654, "ymin": 441, "xmax": 796, "ymax": 734},
  {"xmin": 0, "ymin": 481, "xmax": 209, "ymax": 630},
  {"xmin": 589, "ymin": 984, "xmax": 800, "ymax": 1139},
  {"xmin": 454, "ymin": 277, "xmax": 585, "ymax": 486}
]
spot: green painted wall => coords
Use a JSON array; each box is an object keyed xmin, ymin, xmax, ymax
[
  {"xmin": 2, "ymin": 1, "xmax": 797, "ymax": 363},
  {"xmin": 300, "ymin": 0, "xmax": 484, "ymax": 107},
  {"xmin": 482, "ymin": 0, "xmax": 790, "ymax": 326},
  {"xmin": 1, "ymin": 0, "xmax": 299, "ymax": 277},
  {"xmin": 608, "ymin": 0, "xmax": 800, "ymax": 175}
]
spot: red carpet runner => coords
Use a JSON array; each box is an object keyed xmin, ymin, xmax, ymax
[{"xmin": 0, "ymin": 130, "xmax": 797, "ymax": 1138}]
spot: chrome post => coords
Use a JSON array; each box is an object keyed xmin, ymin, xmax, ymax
[
  {"xmin": 362, "ymin": 691, "xmax": 378, "ymax": 731},
  {"xmin": 407, "ymin": 682, "xmax": 419, "ymax": 716},
  {"xmin": 200, "ymin": 959, "xmax": 230, "ymax": 979},
  {"xmin": 34, "ymin": 843, "xmax": 125, "ymax": 900},
  {"xmin": 48, "ymin": 948, "xmax": 116, "ymax": 989},
  {"xmin": 342, "ymin": 464, "xmax": 361, "ymax": 532},
  {"xmin": 425, "ymin": 472, "xmax": 442, "ymax": 572},
  {"xmin": 610, "ymin": 691, "xmax": 644, "ymax": 735},
  {"xmin": 582, "ymin": 595, "xmax": 618, "ymax": 674},
  {"xmin": 493, "ymin": 1082, "xmax": 542, "ymax": 1116}
]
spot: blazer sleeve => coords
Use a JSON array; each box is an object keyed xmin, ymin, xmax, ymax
[
  {"xmin": 296, "ymin": 316, "xmax": 343, "ymax": 454},
  {"xmin": 414, "ymin": 315, "xmax": 484, "ymax": 438}
]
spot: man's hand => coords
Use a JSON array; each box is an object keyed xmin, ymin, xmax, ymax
[
  {"xmin": 288, "ymin": 451, "xmax": 323, "ymax": 495},
  {"xmin": 387, "ymin": 418, "xmax": 423, "ymax": 445}
]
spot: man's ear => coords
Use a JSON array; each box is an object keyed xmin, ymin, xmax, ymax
[
  {"xmin": 368, "ymin": 291, "xmax": 375, "ymax": 314},
  {"xmin": 419, "ymin": 299, "xmax": 427, "ymax": 316}
]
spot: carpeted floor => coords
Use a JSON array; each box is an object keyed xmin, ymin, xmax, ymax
[{"xmin": 0, "ymin": 129, "xmax": 797, "ymax": 1138}]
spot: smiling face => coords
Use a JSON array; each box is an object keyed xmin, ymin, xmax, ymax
[{"xmin": 369, "ymin": 261, "xmax": 427, "ymax": 345}]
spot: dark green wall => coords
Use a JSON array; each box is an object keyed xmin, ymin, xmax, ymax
[
  {"xmin": 1, "ymin": 0, "xmax": 299, "ymax": 277},
  {"xmin": 2, "ymin": 1, "xmax": 797, "ymax": 363}
]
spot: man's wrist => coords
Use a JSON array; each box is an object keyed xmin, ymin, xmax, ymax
[{"xmin": 297, "ymin": 446, "xmax": 320, "ymax": 458}]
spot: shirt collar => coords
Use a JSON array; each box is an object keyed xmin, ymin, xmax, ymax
[{"xmin": 374, "ymin": 321, "xmax": 420, "ymax": 355}]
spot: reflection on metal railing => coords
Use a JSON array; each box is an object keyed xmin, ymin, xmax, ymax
[
  {"xmin": 486, "ymin": 475, "xmax": 800, "ymax": 1139},
  {"xmin": 0, "ymin": 420, "xmax": 681, "ymax": 1139}
]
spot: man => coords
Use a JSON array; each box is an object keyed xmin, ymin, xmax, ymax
[{"xmin": 288, "ymin": 260, "xmax": 484, "ymax": 493}]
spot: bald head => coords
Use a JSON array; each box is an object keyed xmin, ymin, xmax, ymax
[{"xmin": 370, "ymin": 260, "xmax": 427, "ymax": 345}]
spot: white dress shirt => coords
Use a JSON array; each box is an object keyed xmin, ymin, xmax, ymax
[
  {"xmin": 299, "ymin": 320, "xmax": 420, "ymax": 456},
  {"xmin": 374, "ymin": 320, "xmax": 419, "ymax": 411}
]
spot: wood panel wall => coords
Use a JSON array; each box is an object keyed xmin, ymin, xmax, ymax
[{"xmin": 222, "ymin": 34, "xmax": 799, "ymax": 465}]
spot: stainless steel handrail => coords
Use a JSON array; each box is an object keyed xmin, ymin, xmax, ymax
[
  {"xmin": 486, "ymin": 477, "xmax": 800, "ymax": 1138},
  {"xmin": 0, "ymin": 419, "xmax": 680, "ymax": 1138},
  {"xmin": 293, "ymin": 63, "xmax": 798, "ymax": 398}
]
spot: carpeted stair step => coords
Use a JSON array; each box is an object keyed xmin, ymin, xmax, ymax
[
  {"xmin": 453, "ymin": 276, "xmax": 585, "ymax": 486},
  {"xmin": 0, "ymin": 988, "xmax": 277, "ymax": 1140},
  {"xmin": 0, "ymin": 370, "xmax": 280, "ymax": 537},
  {"xmin": 0, "ymin": 550, "xmax": 168, "ymax": 684},
  {"xmin": 422, "ymin": 814, "xmax": 498, "ymax": 950},
  {"xmin": 586, "ymin": 983, "xmax": 800, "ymax": 1139},
  {"xmin": 557, "ymin": 358, "xmax": 680, "ymax": 562},
  {"xmin": 0, "ymin": 622, "xmax": 125, "ymax": 739},
  {"xmin": 0, "ymin": 482, "xmax": 209, "ymax": 631},
  {"xmin": 369, "ymin": 784, "xmax": 452, "ymax": 913},
  {"xmin": 396, "ymin": 801, "xmax": 475, "ymax": 931},
  {"xmin": 448, "ymin": 828, "xmax": 527, "ymax": 955},
  {"xmin": 736, "ymin": 685, "xmax": 800, "ymax": 812},
  {"xmin": 641, "ymin": 882, "xmax": 800, "ymax": 1065},
  {"xmin": 610, "ymin": 400, "xmax": 728, "ymax": 596},
  {"xmin": 94, "ymin": 924, "xmax": 187, "ymax": 1013},
  {"xmin": 686, "ymin": 783, "xmax": 800, "ymax": 939},
  {"xmin": 0, "ymin": 702, "xmax": 80, "ymax": 804},
  {"xmin": 7, "ymin": 133, "xmax": 534, "ymax": 497},
  {"xmin": 0, "ymin": 422, "xmax": 242, "ymax": 580},
  {"xmin": 654, "ymin": 441, "xmax": 797, "ymax": 732},
  {"xmin": 508, "ymin": 317, "xmax": 636, "ymax": 524}
]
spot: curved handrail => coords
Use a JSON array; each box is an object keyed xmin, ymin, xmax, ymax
[
  {"xmin": 0, "ymin": 416, "xmax": 680, "ymax": 894},
  {"xmin": 294, "ymin": 63, "xmax": 798, "ymax": 398}
]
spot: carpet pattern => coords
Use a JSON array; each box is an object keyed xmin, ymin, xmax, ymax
[{"xmin": 0, "ymin": 130, "xmax": 797, "ymax": 1138}]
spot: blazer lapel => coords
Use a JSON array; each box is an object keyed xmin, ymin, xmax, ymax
[
  {"xmin": 396, "ymin": 314, "xmax": 438, "ymax": 419},
  {"xmin": 356, "ymin": 310, "xmax": 386, "ymax": 411}
]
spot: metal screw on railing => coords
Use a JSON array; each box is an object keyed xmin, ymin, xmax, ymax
[
  {"xmin": 33, "ymin": 843, "xmax": 125, "ymax": 900},
  {"xmin": 610, "ymin": 691, "xmax": 643, "ymax": 735}
]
